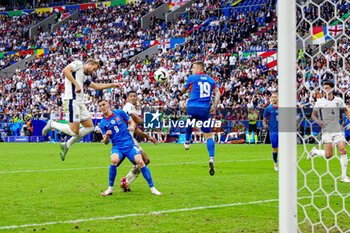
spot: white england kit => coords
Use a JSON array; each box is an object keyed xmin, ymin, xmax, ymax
[
  {"xmin": 314, "ymin": 96, "xmax": 346, "ymax": 144},
  {"xmin": 123, "ymin": 102, "xmax": 143, "ymax": 151},
  {"xmin": 63, "ymin": 60, "xmax": 92, "ymax": 123}
]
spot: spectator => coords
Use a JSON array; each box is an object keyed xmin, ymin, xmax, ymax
[{"xmin": 3, "ymin": 122, "xmax": 12, "ymax": 136}]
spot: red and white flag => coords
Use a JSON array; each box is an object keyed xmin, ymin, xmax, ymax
[
  {"xmin": 258, "ymin": 51, "xmax": 277, "ymax": 70},
  {"xmin": 328, "ymin": 25, "xmax": 343, "ymax": 37}
]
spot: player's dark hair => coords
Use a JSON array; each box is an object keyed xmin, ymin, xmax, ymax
[
  {"xmin": 127, "ymin": 90, "xmax": 137, "ymax": 96},
  {"xmin": 97, "ymin": 99, "xmax": 108, "ymax": 104},
  {"xmin": 272, "ymin": 91, "xmax": 278, "ymax": 95},
  {"xmin": 322, "ymin": 81, "xmax": 335, "ymax": 88}
]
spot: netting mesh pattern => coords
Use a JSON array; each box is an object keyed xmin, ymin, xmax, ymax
[{"xmin": 296, "ymin": 0, "xmax": 350, "ymax": 232}]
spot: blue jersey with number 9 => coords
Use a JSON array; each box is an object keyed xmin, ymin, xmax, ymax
[
  {"xmin": 184, "ymin": 72, "xmax": 218, "ymax": 109},
  {"xmin": 100, "ymin": 110, "xmax": 134, "ymax": 149}
]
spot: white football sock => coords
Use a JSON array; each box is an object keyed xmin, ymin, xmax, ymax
[
  {"xmin": 164, "ymin": 136, "xmax": 167, "ymax": 142},
  {"xmin": 67, "ymin": 127, "xmax": 94, "ymax": 148},
  {"xmin": 51, "ymin": 122, "xmax": 76, "ymax": 136},
  {"xmin": 340, "ymin": 154, "xmax": 348, "ymax": 177},
  {"xmin": 314, "ymin": 149, "xmax": 326, "ymax": 159},
  {"xmin": 218, "ymin": 133, "xmax": 222, "ymax": 143},
  {"xmin": 126, "ymin": 165, "xmax": 141, "ymax": 187}
]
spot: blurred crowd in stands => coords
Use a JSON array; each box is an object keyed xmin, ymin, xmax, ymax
[{"xmin": 1, "ymin": 0, "xmax": 350, "ymax": 143}]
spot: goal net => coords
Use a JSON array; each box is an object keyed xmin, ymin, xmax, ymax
[{"xmin": 295, "ymin": 0, "xmax": 350, "ymax": 232}]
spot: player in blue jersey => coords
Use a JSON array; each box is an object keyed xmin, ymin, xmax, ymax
[
  {"xmin": 181, "ymin": 61, "xmax": 221, "ymax": 176},
  {"xmin": 98, "ymin": 99, "xmax": 162, "ymax": 196},
  {"xmin": 263, "ymin": 92, "xmax": 279, "ymax": 172},
  {"xmin": 342, "ymin": 112, "xmax": 350, "ymax": 142}
]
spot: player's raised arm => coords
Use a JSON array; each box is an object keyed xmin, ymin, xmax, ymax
[
  {"xmin": 126, "ymin": 115, "xmax": 136, "ymax": 132},
  {"xmin": 181, "ymin": 75, "xmax": 193, "ymax": 94},
  {"xmin": 135, "ymin": 127, "xmax": 157, "ymax": 144},
  {"xmin": 63, "ymin": 64, "xmax": 81, "ymax": 93},
  {"xmin": 88, "ymin": 82, "xmax": 121, "ymax": 90},
  {"xmin": 130, "ymin": 113, "xmax": 143, "ymax": 125},
  {"xmin": 263, "ymin": 108, "xmax": 269, "ymax": 129}
]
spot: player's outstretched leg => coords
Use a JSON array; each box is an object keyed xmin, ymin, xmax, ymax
[
  {"xmin": 49, "ymin": 121, "xmax": 78, "ymax": 136},
  {"xmin": 205, "ymin": 132, "xmax": 215, "ymax": 176},
  {"xmin": 338, "ymin": 142, "xmax": 350, "ymax": 183},
  {"xmin": 60, "ymin": 127, "xmax": 94, "ymax": 161},
  {"xmin": 121, "ymin": 149, "xmax": 149, "ymax": 191},
  {"xmin": 102, "ymin": 164, "xmax": 117, "ymax": 196},
  {"xmin": 184, "ymin": 124, "xmax": 193, "ymax": 150},
  {"xmin": 43, "ymin": 120, "xmax": 83, "ymax": 161},
  {"xmin": 43, "ymin": 120, "xmax": 78, "ymax": 137},
  {"xmin": 42, "ymin": 120, "xmax": 53, "ymax": 136},
  {"xmin": 340, "ymin": 154, "xmax": 350, "ymax": 183},
  {"xmin": 102, "ymin": 153, "xmax": 119, "ymax": 196},
  {"xmin": 134, "ymin": 154, "xmax": 162, "ymax": 195},
  {"xmin": 307, "ymin": 146, "xmax": 326, "ymax": 160},
  {"xmin": 121, "ymin": 165, "xmax": 140, "ymax": 192},
  {"xmin": 273, "ymin": 151, "xmax": 278, "ymax": 172},
  {"xmin": 59, "ymin": 143, "xmax": 69, "ymax": 161},
  {"xmin": 60, "ymin": 119, "xmax": 94, "ymax": 161},
  {"xmin": 270, "ymin": 133, "xmax": 278, "ymax": 171}
]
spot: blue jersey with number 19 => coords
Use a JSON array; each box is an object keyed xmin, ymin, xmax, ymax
[
  {"xmin": 184, "ymin": 72, "xmax": 218, "ymax": 109},
  {"xmin": 100, "ymin": 110, "xmax": 134, "ymax": 149}
]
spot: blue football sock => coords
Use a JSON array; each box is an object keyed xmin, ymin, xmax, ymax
[
  {"xmin": 185, "ymin": 125, "xmax": 193, "ymax": 143},
  {"xmin": 273, "ymin": 152, "xmax": 278, "ymax": 163},
  {"xmin": 207, "ymin": 138, "xmax": 215, "ymax": 158},
  {"xmin": 109, "ymin": 164, "xmax": 117, "ymax": 187},
  {"xmin": 141, "ymin": 166, "xmax": 154, "ymax": 188}
]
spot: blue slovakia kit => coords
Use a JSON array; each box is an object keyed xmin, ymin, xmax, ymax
[
  {"xmin": 184, "ymin": 72, "xmax": 218, "ymax": 133},
  {"xmin": 263, "ymin": 104, "xmax": 279, "ymax": 148},
  {"xmin": 100, "ymin": 110, "xmax": 140, "ymax": 164}
]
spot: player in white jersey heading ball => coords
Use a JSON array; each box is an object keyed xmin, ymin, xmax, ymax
[
  {"xmin": 42, "ymin": 58, "xmax": 121, "ymax": 161},
  {"xmin": 120, "ymin": 90, "xmax": 156, "ymax": 192},
  {"xmin": 308, "ymin": 81, "xmax": 350, "ymax": 183}
]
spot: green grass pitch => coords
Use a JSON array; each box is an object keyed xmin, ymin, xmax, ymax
[{"xmin": 0, "ymin": 143, "xmax": 349, "ymax": 232}]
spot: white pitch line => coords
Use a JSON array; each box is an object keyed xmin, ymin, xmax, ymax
[
  {"xmin": 0, "ymin": 198, "xmax": 278, "ymax": 230},
  {"xmin": 0, "ymin": 194, "xmax": 346, "ymax": 230},
  {"xmin": 0, "ymin": 159, "xmax": 270, "ymax": 174}
]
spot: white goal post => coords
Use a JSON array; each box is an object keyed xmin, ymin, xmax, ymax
[{"xmin": 278, "ymin": 0, "xmax": 298, "ymax": 232}]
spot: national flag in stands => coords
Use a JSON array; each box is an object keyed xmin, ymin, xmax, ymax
[
  {"xmin": 312, "ymin": 26, "xmax": 331, "ymax": 44},
  {"xmin": 150, "ymin": 40, "xmax": 159, "ymax": 47},
  {"xmin": 158, "ymin": 39, "xmax": 170, "ymax": 51},
  {"xmin": 328, "ymin": 25, "xmax": 343, "ymax": 37},
  {"xmin": 258, "ymin": 51, "xmax": 277, "ymax": 70},
  {"xmin": 150, "ymin": 39, "xmax": 170, "ymax": 51}
]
